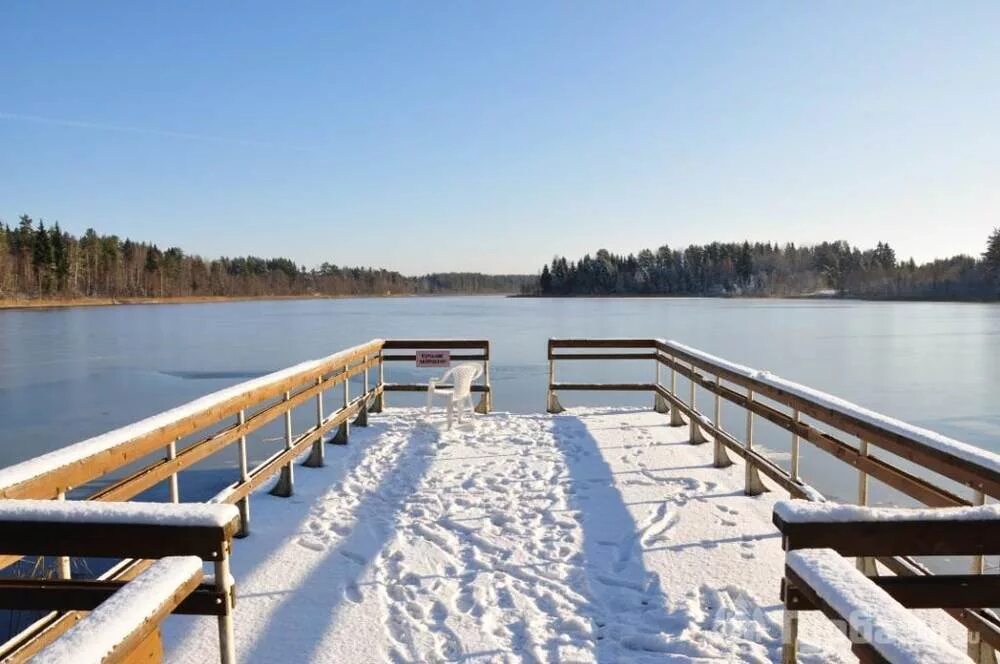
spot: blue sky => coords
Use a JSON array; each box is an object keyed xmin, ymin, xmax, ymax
[{"xmin": 2, "ymin": 2, "xmax": 998, "ymax": 274}]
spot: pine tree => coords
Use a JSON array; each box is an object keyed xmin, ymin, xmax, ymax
[
  {"xmin": 51, "ymin": 223, "xmax": 70, "ymax": 292},
  {"xmin": 539, "ymin": 264, "xmax": 552, "ymax": 293},
  {"xmin": 32, "ymin": 221, "xmax": 54, "ymax": 294},
  {"xmin": 984, "ymin": 228, "xmax": 1000, "ymax": 291}
]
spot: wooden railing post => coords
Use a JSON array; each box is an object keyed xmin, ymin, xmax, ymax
[
  {"xmin": 333, "ymin": 368, "xmax": 350, "ymax": 444},
  {"xmin": 669, "ymin": 361, "xmax": 686, "ymax": 426},
  {"xmin": 269, "ymin": 392, "xmax": 294, "ymax": 497},
  {"xmin": 546, "ymin": 344, "xmax": 564, "ymax": 413},
  {"xmin": 688, "ymin": 363, "xmax": 708, "ymax": 444},
  {"xmin": 305, "ymin": 376, "xmax": 326, "ymax": 467},
  {"xmin": 236, "ymin": 409, "xmax": 250, "ymax": 538},
  {"xmin": 744, "ymin": 388, "xmax": 767, "ymax": 496},
  {"xmin": 712, "ymin": 375, "xmax": 733, "ymax": 467}
]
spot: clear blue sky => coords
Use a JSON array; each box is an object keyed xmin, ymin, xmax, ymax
[{"xmin": 2, "ymin": 2, "xmax": 998, "ymax": 274}]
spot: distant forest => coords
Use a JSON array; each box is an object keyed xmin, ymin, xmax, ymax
[
  {"xmin": 0, "ymin": 215, "xmax": 530, "ymax": 300},
  {"xmin": 532, "ymin": 230, "xmax": 1000, "ymax": 301}
]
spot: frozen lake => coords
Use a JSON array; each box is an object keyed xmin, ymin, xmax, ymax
[{"xmin": 1, "ymin": 295, "xmax": 997, "ymax": 503}]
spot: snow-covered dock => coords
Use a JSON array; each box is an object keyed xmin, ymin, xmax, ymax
[
  {"xmin": 2, "ymin": 337, "xmax": 995, "ymax": 663},
  {"xmin": 163, "ymin": 407, "xmax": 964, "ymax": 663}
]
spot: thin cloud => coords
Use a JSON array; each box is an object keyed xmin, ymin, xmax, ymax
[{"xmin": 0, "ymin": 111, "xmax": 321, "ymax": 154}]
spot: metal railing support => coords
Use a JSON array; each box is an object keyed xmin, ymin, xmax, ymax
[
  {"xmin": 712, "ymin": 376, "xmax": 733, "ymax": 467},
  {"xmin": 475, "ymin": 357, "xmax": 492, "ymax": 413},
  {"xmin": 654, "ymin": 357, "xmax": 669, "ymax": 413},
  {"xmin": 546, "ymin": 355, "xmax": 565, "ymax": 413},
  {"xmin": 333, "ymin": 367, "xmax": 350, "ymax": 444},
  {"xmin": 669, "ymin": 364, "xmax": 686, "ymax": 426},
  {"xmin": 857, "ymin": 438, "xmax": 877, "ymax": 574},
  {"xmin": 56, "ymin": 491, "xmax": 71, "ymax": 580},
  {"xmin": 688, "ymin": 363, "xmax": 708, "ymax": 444},
  {"xmin": 305, "ymin": 376, "xmax": 326, "ymax": 467},
  {"xmin": 214, "ymin": 544, "xmax": 236, "ymax": 664},
  {"xmin": 269, "ymin": 391, "xmax": 294, "ymax": 497},
  {"xmin": 166, "ymin": 439, "xmax": 180, "ymax": 503},
  {"xmin": 236, "ymin": 409, "xmax": 250, "ymax": 538},
  {"xmin": 353, "ymin": 359, "xmax": 369, "ymax": 427},
  {"xmin": 371, "ymin": 353, "xmax": 385, "ymax": 413},
  {"xmin": 967, "ymin": 490, "xmax": 997, "ymax": 664},
  {"xmin": 744, "ymin": 387, "xmax": 767, "ymax": 496},
  {"xmin": 790, "ymin": 409, "xmax": 801, "ymax": 483}
]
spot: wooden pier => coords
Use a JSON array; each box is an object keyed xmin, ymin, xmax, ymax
[{"xmin": 0, "ymin": 336, "xmax": 995, "ymax": 663}]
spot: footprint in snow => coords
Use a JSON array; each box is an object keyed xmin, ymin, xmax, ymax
[{"xmin": 297, "ymin": 536, "xmax": 326, "ymax": 552}]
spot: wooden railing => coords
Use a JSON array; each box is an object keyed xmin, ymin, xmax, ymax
[
  {"xmin": 380, "ymin": 339, "xmax": 492, "ymax": 413},
  {"xmin": 775, "ymin": 501, "xmax": 1000, "ymax": 663},
  {"xmin": 546, "ymin": 338, "xmax": 1000, "ymax": 658},
  {"xmin": 0, "ymin": 337, "xmax": 489, "ymax": 662}
]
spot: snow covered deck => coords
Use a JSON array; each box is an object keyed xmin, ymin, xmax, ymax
[{"xmin": 162, "ymin": 407, "xmax": 965, "ymax": 663}]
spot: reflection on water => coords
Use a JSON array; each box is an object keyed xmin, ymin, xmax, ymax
[{"xmin": 1, "ymin": 296, "xmax": 997, "ymax": 504}]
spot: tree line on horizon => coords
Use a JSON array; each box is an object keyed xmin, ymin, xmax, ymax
[
  {"xmin": 533, "ymin": 231, "xmax": 1000, "ymax": 300},
  {"xmin": 0, "ymin": 215, "xmax": 531, "ymax": 300}
]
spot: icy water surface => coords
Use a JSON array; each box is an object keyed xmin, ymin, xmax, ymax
[{"xmin": 1, "ymin": 296, "xmax": 997, "ymax": 503}]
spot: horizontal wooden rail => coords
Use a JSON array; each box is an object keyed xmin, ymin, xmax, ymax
[
  {"xmin": 384, "ymin": 383, "xmax": 489, "ymax": 393},
  {"xmin": 0, "ymin": 579, "xmax": 228, "ymax": 616},
  {"xmin": 379, "ymin": 339, "xmax": 492, "ymax": 414},
  {"xmin": 553, "ymin": 382, "xmax": 656, "ymax": 392},
  {"xmin": 546, "ymin": 337, "xmax": 1000, "ymax": 658}
]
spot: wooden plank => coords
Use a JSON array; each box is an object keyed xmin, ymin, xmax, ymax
[
  {"xmin": 877, "ymin": 555, "xmax": 1000, "ymax": 651},
  {"xmin": 382, "ymin": 354, "xmax": 487, "ymax": 362},
  {"xmin": 0, "ymin": 521, "xmax": 233, "ymax": 560},
  {"xmin": 383, "ymin": 339, "xmax": 489, "ymax": 358},
  {"xmin": 785, "ymin": 575, "xmax": 1000, "ymax": 610},
  {"xmin": 548, "ymin": 338, "xmax": 658, "ymax": 349},
  {"xmin": 784, "ymin": 568, "xmax": 894, "ymax": 664},
  {"xmin": 0, "ymin": 339, "xmax": 384, "ymax": 500},
  {"xmin": 774, "ymin": 514, "xmax": 1000, "ymax": 556},
  {"xmin": 550, "ymin": 383, "xmax": 655, "ymax": 392},
  {"xmin": 0, "ymin": 580, "xmax": 227, "ymax": 615},
  {"xmin": 548, "ymin": 352, "xmax": 658, "ymax": 361},
  {"xmin": 383, "ymin": 383, "xmax": 489, "ymax": 393},
  {"xmin": 121, "ymin": 627, "xmax": 161, "ymax": 664},
  {"xmin": 101, "ymin": 565, "xmax": 203, "ymax": 664}
]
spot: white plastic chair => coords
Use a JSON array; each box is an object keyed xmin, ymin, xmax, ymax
[{"xmin": 425, "ymin": 363, "xmax": 483, "ymax": 429}]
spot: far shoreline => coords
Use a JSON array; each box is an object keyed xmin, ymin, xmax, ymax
[
  {"xmin": 509, "ymin": 293, "xmax": 999, "ymax": 304},
  {"xmin": 0, "ymin": 292, "xmax": 514, "ymax": 312},
  {"xmin": 2, "ymin": 290, "xmax": 995, "ymax": 311}
]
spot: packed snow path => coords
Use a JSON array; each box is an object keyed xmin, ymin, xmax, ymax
[{"xmin": 164, "ymin": 408, "xmax": 964, "ymax": 663}]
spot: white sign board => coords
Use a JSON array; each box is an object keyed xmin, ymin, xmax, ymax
[{"xmin": 416, "ymin": 350, "xmax": 450, "ymax": 368}]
